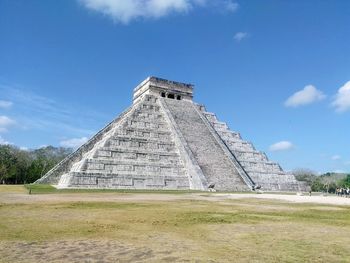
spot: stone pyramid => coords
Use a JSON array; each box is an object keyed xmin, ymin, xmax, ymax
[{"xmin": 36, "ymin": 77, "xmax": 306, "ymax": 191}]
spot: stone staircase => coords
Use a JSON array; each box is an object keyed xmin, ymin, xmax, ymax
[
  {"xmin": 200, "ymin": 106, "xmax": 303, "ymax": 191},
  {"xmin": 163, "ymin": 98, "xmax": 250, "ymax": 191}
]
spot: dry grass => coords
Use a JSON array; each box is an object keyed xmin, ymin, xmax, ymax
[
  {"xmin": 0, "ymin": 185, "xmax": 350, "ymax": 262},
  {"xmin": 0, "ymin": 185, "xmax": 27, "ymax": 193}
]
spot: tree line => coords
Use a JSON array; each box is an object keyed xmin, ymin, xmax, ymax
[
  {"xmin": 1, "ymin": 144, "xmax": 349, "ymax": 190},
  {"xmin": 0, "ymin": 145, "xmax": 72, "ymax": 184},
  {"xmin": 294, "ymin": 169, "xmax": 350, "ymax": 193}
]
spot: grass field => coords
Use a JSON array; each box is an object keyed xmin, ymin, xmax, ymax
[{"xmin": 1, "ymin": 185, "xmax": 350, "ymax": 262}]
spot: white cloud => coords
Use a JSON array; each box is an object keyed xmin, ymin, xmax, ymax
[
  {"xmin": 20, "ymin": 146, "xmax": 29, "ymax": 151},
  {"xmin": 234, "ymin": 32, "xmax": 248, "ymax": 42},
  {"xmin": 80, "ymin": 0, "xmax": 190, "ymax": 23},
  {"xmin": 331, "ymin": 155, "xmax": 341, "ymax": 161},
  {"xmin": 331, "ymin": 81, "xmax": 350, "ymax": 113},
  {"xmin": 0, "ymin": 135, "xmax": 11, "ymax": 145},
  {"xmin": 60, "ymin": 137, "xmax": 89, "ymax": 149},
  {"xmin": 0, "ymin": 84, "xmax": 100, "ymax": 136},
  {"xmin": 224, "ymin": 1, "xmax": 239, "ymax": 12},
  {"xmin": 269, "ymin": 141, "xmax": 294, "ymax": 152},
  {"xmin": 284, "ymin": 85, "xmax": 326, "ymax": 107},
  {"xmin": 38, "ymin": 144, "xmax": 48, "ymax": 149},
  {"xmin": 0, "ymin": 115, "xmax": 16, "ymax": 132},
  {"xmin": 0, "ymin": 100, "xmax": 13, "ymax": 109},
  {"xmin": 79, "ymin": 0, "xmax": 239, "ymax": 23}
]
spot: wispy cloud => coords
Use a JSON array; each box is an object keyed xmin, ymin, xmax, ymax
[
  {"xmin": 331, "ymin": 155, "xmax": 341, "ymax": 161},
  {"xmin": 285, "ymin": 85, "xmax": 326, "ymax": 107},
  {"xmin": 20, "ymin": 146, "xmax": 29, "ymax": 151},
  {"xmin": 0, "ymin": 100, "xmax": 13, "ymax": 109},
  {"xmin": 0, "ymin": 115, "xmax": 16, "ymax": 133},
  {"xmin": 60, "ymin": 137, "xmax": 88, "ymax": 149},
  {"xmin": 234, "ymin": 32, "xmax": 248, "ymax": 42},
  {"xmin": 331, "ymin": 81, "xmax": 350, "ymax": 113},
  {"xmin": 0, "ymin": 83, "xmax": 108, "ymax": 139},
  {"xmin": 0, "ymin": 135, "xmax": 12, "ymax": 145},
  {"xmin": 269, "ymin": 141, "xmax": 294, "ymax": 152},
  {"xmin": 223, "ymin": 1, "xmax": 239, "ymax": 12},
  {"xmin": 79, "ymin": 0, "xmax": 239, "ymax": 24}
]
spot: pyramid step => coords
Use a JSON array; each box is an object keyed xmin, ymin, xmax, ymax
[
  {"xmin": 136, "ymin": 103, "xmax": 161, "ymax": 112},
  {"xmin": 93, "ymin": 157, "xmax": 183, "ymax": 167},
  {"xmin": 126, "ymin": 120, "xmax": 168, "ymax": 130},
  {"xmin": 106, "ymin": 137, "xmax": 176, "ymax": 152},
  {"xmin": 126, "ymin": 118, "xmax": 167, "ymax": 126},
  {"xmin": 68, "ymin": 172, "xmax": 190, "ymax": 189},
  {"xmin": 234, "ymin": 151, "xmax": 269, "ymax": 162},
  {"xmin": 129, "ymin": 113, "xmax": 165, "ymax": 122},
  {"xmin": 216, "ymin": 131, "xmax": 241, "ymax": 140},
  {"xmin": 246, "ymin": 170, "xmax": 287, "ymax": 176},
  {"xmin": 227, "ymin": 142, "xmax": 255, "ymax": 152},
  {"xmin": 97, "ymin": 146, "xmax": 180, "ymax": 157},
  {"xmin": 116, "ymin": 127, "xmax": 171, "ymax": 135},
  {"xmin": 110, "ymin": 134, "xmax": 174, "ymax": 143},
  {"xmin": 86, "ymin": 158, "xmax": 184, "ymax": 169},
  {"xmin": 202, "ymin": 112, "xmax": 217, "ymax": 122},
  {"xmin": 240, "ymin": 160, "xmax": 281, "ymax": 167},
  {"xmin": 97, "ymin": 143, "xmax": 178, "ymax": 156},
  {"xmin": 211, "ymin": 121, "xmax": 229, "ymax": 131},
  {"xmin": 84, "ymin": 162, "xmax": 187, "ymax": 177},
  {"xmin": 242, "ymin": 166, "xmax": 283, "ymax": 174}
]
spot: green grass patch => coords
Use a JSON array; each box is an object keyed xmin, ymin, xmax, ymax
[
  {"xmin": 24, "ymin": 184, "xmax": 203, "ymax": 195},
  {"xmin": 1, "ymin": 188, "xmax": 350, "ymax": 262},
  {"xmin": 24, "ymin": 184, "xmax": 57, "ymax": 194}
]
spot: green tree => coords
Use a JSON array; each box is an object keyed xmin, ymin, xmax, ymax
[
  {"xmin": 0, "ymin": 145, "xmax": 71, "ymax": 184},
  {"xmin": 339, "ymin": 174, "xmax": 350, "ymax": 188}
]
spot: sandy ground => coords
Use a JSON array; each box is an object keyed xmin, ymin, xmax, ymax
[{"xmin": 1, "ymin": 191, "xmax": 350, "ymax": 206}]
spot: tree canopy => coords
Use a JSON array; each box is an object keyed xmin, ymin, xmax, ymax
[
  {"xmin": 294, "ymin": 169, "xmax": 350, "ymax": 192},
  {"xmin": 0, "ymin": 145, "xmax": 72, "ymax": 184}
]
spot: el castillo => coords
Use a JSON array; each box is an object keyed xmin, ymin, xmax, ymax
[
  {"xmin": 1, "ymin": 1, "xmax": 350, "ymax": 262},
  {"xmin": 36, "ymin": 76, "xmax": 307, "ymax": 192}
]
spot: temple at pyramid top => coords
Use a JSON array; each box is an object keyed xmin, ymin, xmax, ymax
[
  {"xmin": 36, "ymin": 76, "xmax": 308, "ymax": 192},
  {"xmin": 133, "ymin": 76, "xmax": 194, "ymax": 104}
]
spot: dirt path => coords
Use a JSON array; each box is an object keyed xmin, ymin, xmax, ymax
[
  {"xmin": 1, "ymin": 190, "xmax": 350, "ymax": 206},
  {"xmin": 219, "ymin": 193, "xmax": 350, "ymax": 206}
]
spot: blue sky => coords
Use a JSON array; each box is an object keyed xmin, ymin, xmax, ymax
[{"xmin": 0, "ymin": 0, "xmax": 349, "ymax": 173}]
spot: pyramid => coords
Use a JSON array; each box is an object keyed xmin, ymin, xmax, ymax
[{"xmin": 36, "ymin": 77, "xmax": 307, "ymax": 191}]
